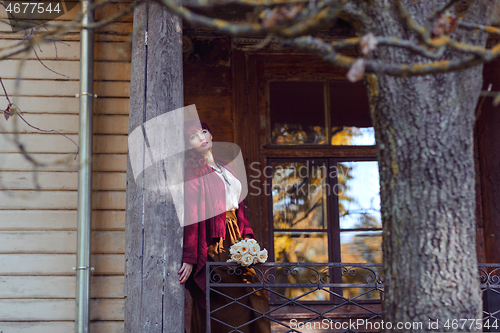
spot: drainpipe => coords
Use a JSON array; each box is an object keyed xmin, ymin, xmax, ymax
[{"xmin": 75, "ymin": 0, "xmax": 94, "ymax": 331}]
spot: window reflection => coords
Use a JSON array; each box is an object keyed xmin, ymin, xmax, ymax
[
  {"xmin": 274, "ymin": 232, "xmax": 328, "ymax": 263},
  {"xmin": 268, "ymin": 80, "xmax": 376, "ymax": 146},
  {"xmin": 337, "ymin": 161, "xmax": 382, "ymax": 300},
  {"xmin": 269, "ymin": 81, "xmax": 326, "ymax": 145},
  {"xmin": 272, "ymin": 161, "xmax": 327, "ymax": 230},
  {"xmin": 331, "ymin": 127, "xmax": 375, "ymax": 145},
  {"xmin": 274, "ymin": 232, "xmax": 329, "ymax": 301},
  {"xmin": 272, "ymin": 124, "xmax": 327, "ymax": 145},
  {"xmin": 338, "ymin": 161, "xmax": 381, "ymax": 230},
  {"xmin": 340, "ymin": 231, "xmax": 382, "ymax": 263},
  {"xmin": 330, "ymin": 80, "xmax": 374, "ymax": 146},
  {"xmin": 268, "ymin": 159, "xmax": 382, "ymax": 302}
]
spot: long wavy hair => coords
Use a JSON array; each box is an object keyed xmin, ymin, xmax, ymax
[{"xmin": 184, "ymin": 119, "xmax": 212, "ymax": 176}]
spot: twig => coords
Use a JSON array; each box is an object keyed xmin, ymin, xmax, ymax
[
  {"xmin": 282, "ymin": 35, "xmax": 491, "ymax": 77},
  {"xmin": 427, "ymin": 0, "xmax": 461, "ymax": 21},
  {"xmin": 0, "ymin": 77, "xmax": 12, "ymax": 107},
  {"xmin": 1, "ymin": 77, "xmax": 79, "ymax": 159},
  {"xmin": 458, "ymin": 20, "xmax": 500, "ymax": 36}
]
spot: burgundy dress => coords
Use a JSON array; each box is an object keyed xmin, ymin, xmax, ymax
[{"xmin": 182, "ymin": 157, "xmax": 270, "ymax": 333}]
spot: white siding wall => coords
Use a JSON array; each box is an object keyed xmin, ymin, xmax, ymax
[{"xmin": 0, "ymin": 2, "xmax": 132, "ymax": 331}]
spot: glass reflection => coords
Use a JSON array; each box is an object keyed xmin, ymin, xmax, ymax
[
  {"xmin": 274, "ymin": 232, "xmax": 328, "ymax": 263},
  {"xmin": 274, "ymin": 232, "xmax": 329, "ymax": 301},
  {"xmin": 329, "ymin": 80, "xmax": 374, "ymax": 146},
  {"xmin": 270, "ymin": 81, "xmax": 326, "ymax": 145},
  {"xmin": 340, "ymin": 230, "xmax": 382, "ymax": 300},
  {"xmin": 340, "ymin": 231, "xmax": 382, "ymax": 263},
  {"xmin": 272, "ymin": 161, "xmax": 327, "ymax": 229},
  {"xmin": 338, "ymin": 161, "xmax": 381, "ymax": 230},
  {"xmin": 331, "ymin": 126, "xmax": 375, "ymax": 146}
]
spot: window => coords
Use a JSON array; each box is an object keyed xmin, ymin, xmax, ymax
[
  {"xmin": 266, "ymin": 79, "xmax": 381, "ymax": 302},
  {"xmin": 269, "ymin": 80, "xmax": 375, "ymax": 146}
]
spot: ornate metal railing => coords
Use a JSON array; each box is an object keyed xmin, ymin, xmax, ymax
[{"xmin": 205, "ymin": 262, "xmax": 500, "ymax": 333}]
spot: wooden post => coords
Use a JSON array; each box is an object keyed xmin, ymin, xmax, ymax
[{"xmin": 125, "ymin": 1, "xmax": 184, "ymax": 332}]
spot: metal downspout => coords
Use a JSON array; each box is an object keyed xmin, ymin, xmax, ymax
[{"xmin": 76, "ymin": 0, "xmax": 94, "ymax": 331}]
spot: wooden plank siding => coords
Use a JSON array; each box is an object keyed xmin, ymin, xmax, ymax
[{"xmin": 0, "ymin": 1, "xmax": 131, "ymax": 332}]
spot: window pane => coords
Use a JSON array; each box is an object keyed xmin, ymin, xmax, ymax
[
  {"xmin": 341, "ymin": 231, "xmax": 382, "ymax": 300},
  {"xmin": 338, "ymin": 161, "xmax": 381, "ymax": 230},
  {"xmin": 340, "ymin": 231, "xmax": 382, "ymax": 263},
  {"xmin": 341, "ymin": 263, "xmax": 382, "ymax": 300},
  {"xmin": 274, "ymin": 231, "xmax": 329, "ymax": 263},
  {"xmin": 271, "ymin": 161, "xmax": 327, "ymax": 229},
  {"xmin": 273, "ymin": 270, "xmax": 331, "ymax": 301},
  {"xmin": 330, "ymin": 81, "xmax": 375, "ymax": 146},
  {"xmin": 274, "ymin": 232, "xmax": 329, "ymax": 301},
  {"xmin": 270, "ymin": 81, "xmax": 326, "ymax": 145}
]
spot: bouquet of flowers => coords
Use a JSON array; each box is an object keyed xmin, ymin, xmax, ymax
[{"xmin": 227, "ymin": 239, "xmax": 268, "ymax": 267}]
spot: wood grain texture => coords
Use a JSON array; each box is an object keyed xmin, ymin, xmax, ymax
[
  {"xmin": 0, "ymin": 96, "xmax": 129, "ymax": 114},
  {"xmin": 1, "ymin": 40, "xmax": 130, "ymax": 61},
  {"xmin": 1, "ymin": 79, "xmax": 129, "ymax": 97},
  {"xmin": 146, "ymin": 1, "xmax": 184, "ymax": 331},
  {"xmin": 0, "ymin": 254, "xmax": 124, "ymax": 275},
  {"xmin": 0, "ymin": 230, "xmax": 124, "ymax": 254},
  {"xmin": 0, "ymin": 153, "xmax": 125, "ymax": 172},
  {"xmin": 0, "ymin": 321, "xmax": 124, "ymax": 333},
  {"xmin": 0, "ymin": 210, "xmax": 77, "ymax": 230},
  {"xmin": 0, "ymin": 275, "xmax": 123, "ymax": 298},
  {"xmin": 1, "ymin": 212, "xmax": 113, "ymax": 233},
  {"xmin": 92, "ymin": 192, "xmax": 126, "ymax": 210},
  {"xmin": 0, "ymin": 299, "xmax": 123, "ymax": 321},
  {"xmin": 124, "ymin": 3, "xmax": 147, "ymax": 333},
  {"xmin": 0, "ymin": 114, "xmax": 127, "ymax": 135},
  {"xmin": 0, "ymin": 96, "xmax": 80, "ymax": 113},
  {"xmin": 0, "ymin": 191, "xmax": 77, "ymax": 209},
  {"xmin": 125, "ymin": 1, "xmax": 184, "ymax": 331},
  {"xmin": 0, "ymin": 60, "xmax": 130, "ymax": 81},
  {"xmin": 93, "ymin": 154, "xmax": 128, "ymax": 172},
  {"xmin": 0, "ymin": 2, "xmax": 133, "ymax": 330}
]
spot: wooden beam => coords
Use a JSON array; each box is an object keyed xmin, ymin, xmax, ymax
[{"xmin": 125, "ymin": 1, "xmax": 184, "ymax": 332}]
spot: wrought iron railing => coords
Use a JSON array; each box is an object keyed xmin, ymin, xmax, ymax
[{"xmin": 205, "ymin": 262, "xmax": 500, "ymax": 333}]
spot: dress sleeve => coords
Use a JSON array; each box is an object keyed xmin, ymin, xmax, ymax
[
  {"xmin": 182, "ymin": 171, "xmax": 200, "ymax": 264},
  {"xmin": 237, "ymin": 201, "xmax": 255, "ymax": 239}
]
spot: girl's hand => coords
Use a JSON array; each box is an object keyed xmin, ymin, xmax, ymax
[
  {"xmin": 244, "ymin": 235, "xmax": 252, "ymax": 240},
  {"xmin": 178, "ymin": 263, "xmax": 193, "ymax": 284}
]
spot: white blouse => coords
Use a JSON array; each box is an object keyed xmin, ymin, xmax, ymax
[{"xmin": 211, "ymin": 164, "xmax": 242, "ymax": 211}]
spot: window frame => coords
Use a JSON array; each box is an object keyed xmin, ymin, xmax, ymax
[
  {"xmin": 231, "ymin": 51, "xmax": 381, "ymax": 306},
  {"xmin": 266, "ymin": 157, "xmax": 381, "ymax": 305}
]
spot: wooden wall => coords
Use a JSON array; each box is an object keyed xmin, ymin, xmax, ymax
[
  {"xmin": 478, "ymin": 59, "xmax": 500, "ymax": 264},
  {"xmin": 0, "ymin": 1, "xmax": 131, "ymax": 332},
  {"xmin": 182, "ymin": 35, "xmax": 233, "ymax": 332},
  {"xmin": 183, "ymin": 36, "xmax": 233, "ymax": 143}
]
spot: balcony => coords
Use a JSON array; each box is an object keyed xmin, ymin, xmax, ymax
[{"xmin": 205, "ymin": 262, "xmax": 500, "ymax": 333}]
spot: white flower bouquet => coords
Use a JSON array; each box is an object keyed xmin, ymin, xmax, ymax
[{"xmin": 227, "ymin": 238, "xmax": 268, "ymax": 267}]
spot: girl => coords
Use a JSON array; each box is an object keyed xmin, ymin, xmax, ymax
[{"xmin": 178, "ymin": 119, "xmax": 271, "ymax": 333}]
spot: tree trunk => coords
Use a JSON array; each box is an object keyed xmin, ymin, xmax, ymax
[
  {"xmin": 361, "ymin": 1, "xmax": 492, "ymax": 331},
  {"xmin": 125, "ymin": 1, "xmax": 184, "ymax": 332},
  {"xmin": 370, "ymin": 70, "xmax": 482, "ymax": 332}
]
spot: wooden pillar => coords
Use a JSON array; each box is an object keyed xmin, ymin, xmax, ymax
[{"xmin": 125, "ymin": 1, "xmax": 184, "ymax": 332}]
